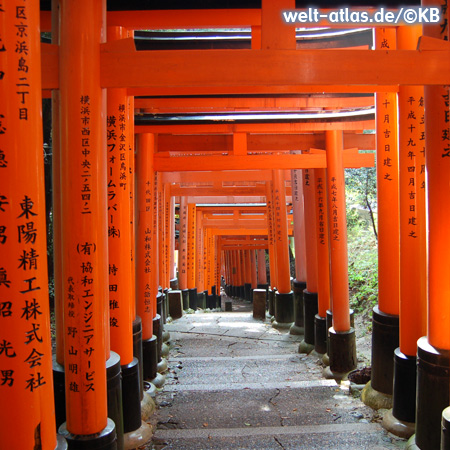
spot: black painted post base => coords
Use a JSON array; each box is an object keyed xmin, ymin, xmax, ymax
[
  {"xmin": 211, "ymin": 285, "xmax": 218, "ymax": 308},
  {"xmin": 132, "ymin": 317, "xmax": 144, "ymax": 401},
  {"xmin": 53, "ymin": 356, "xmax": 66, "ymax": 431},
  {"xmin": 323, "ymin": 327, "xmax": 357, "ymax": 381},
  {"xmin": 59, "ymin": 418, "xmax": 117, "ymax": 450},
  {"xmin": 290, "ymin": 280, "xmax": 306, "ymax": 335},
  {"xmin": 197, "ymin": 291, "xmax": 206, "ymax": 309},
  {"xmin": 381, "ymin": 348, "xmax": 417, "ymax": 438},
  {"xmin": 53, "ymin": 352, "xmax": 124, "ymax": 450},
  {"xmin": 323, "ymin": 309, "xmax": 355, "ymax": 366},
  {"xmin": 142, "ymin": 336, "xmax": 158, "ymax": 381},
  {"xmin": 414, "ymin": 337, "xmax": 450, "ymax": 450},
  {"xmin": 273, "ymin": 291, "xmax": 294, "ymax": 329},
  {"xmin": 170, "ymin": 278, "xmax": 178, "ymax": 290},
  {"xmin": 182, "ymin": 289, "xmax": 189, "ymax": 310},
  {"xmin": 314, "ymin": 314, "xmax": 327, "ymax": 355},
  {"xmin": 188, "ymin": 288, "xmax": 198, "ymax": 310},
  {"xmin": 238, "ymin": 285, "xmax": 245, "ymax": 300},
  {"xmin": 152, "ymin": 315, "xmax": 163, "ymax": 364},
  {"xmin": 121, "ymin": 358, "xmax": 142, "ymax": 434},
  {"xmin": 268, "ymin": 289, "xmax": 276, "ymax": 317},
  {"xmin": 299, "ymin": 290, "xmax": 318, "ymax": 353},
  {"xmin": 107, "ymin": 352, "xmax": 124, "ymax": 450},
  {"xmin": 244, "ymin": 283, "xmax": 252, "ymax": 302},
  {"xmin": 370, "ymin": 306, "xmax": 399, "ymax": 396}
]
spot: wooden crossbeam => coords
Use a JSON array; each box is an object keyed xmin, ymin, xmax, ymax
[
  {"xmin": 135, "ymin": 95, "xmax": 374, "ymax": 112},
  {"xmin": 157, "ymin": 133, "xmax": 375, "ymax": 152},
  {"xmin": 99, "ymin": 46, "xmax": 450, "ymax": 90},
  {"xmin": 155, "ymin": 151, "xmax": 374, "ymax": 171},
  {"xmin": 42, "ymin": 43, "xmax": 449, "ymax": 93}
]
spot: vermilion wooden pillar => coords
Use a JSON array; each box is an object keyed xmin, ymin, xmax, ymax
[
  {"xmin": 265, "ymin": 181, "xmax": 278, "ymax": 294},
  {"xmin": 107, "ymin": 26, "xmax": 133, "ymax": 367},
  {"xmin": 196, "ymin": 210, "xmax": 205, "ymax": 294},
  {"xmin": 136, "ymin": 135, "xmax": 156, "ymax": 340},
  {"xmin": 187, "ymin": 203, "xmax": 197, "ymax": 309},
  {"xmin": 272, "ymin": 169, "xmax": 294, "ymax": 326},
  {"xmin": 314, "ymin": 168, "xmax": 331, "ymax": 355},
  {"xmin": 383, "ymin": 24, "xmax": 426, "ymax": 437},
  {"xmin": 257, "ymin": 249, "xmax": 268, "ymax": 285},
  {"xmin": 58, "ymin": 0, "xmax": 117, "ymax": 445},
  {"xmin": 243, "ymin": 249, "xmax": 252, "ymax": 301},
  {"xmin": 169, "ymin": 195, "xmax": 176, "ymax": 283},
  {"xmin": 214, "ymin": 236, "xmax": 220, "ymax": 294},
  {"xmin": 178, "ymin": 198, "xmax": 188, "ymax": 291},
  {"xmin": 0, "ymin": 2, "xmax": 59, "ymax": 448},
  {"xmin": 157, "ymin": 175, "xmax": 166, "ymax": 291},
  {"xmin": 367, "ymin": 27, "xmax": 400, "ymax": 403},
  {"xmin": 107, "ymin": 25, "xmax": 146, "ymax": 440},
  {"xmin": 51, "ymin": 0, "xmax": 64, "ymax": 370},
  {"xmin": 164, "ymin": 183, "xmax": 171, "ymax": 288},
  {"xmin": 324, "ymin": 130, "xmax": 356, "ymax": 377},
  {"xmin": 136, "ymin": 134, "xmax": 159, "ymax": 386},
  {"xmin": 291, "ymin": 164, "xmax": 307, "ymax": 335},
  {"xmin": 250, "ymin": 250, "xmax": 257, "ymax": 290},
  {"xmin": 237, "ymin": 249, "xmax": 244, "ymax": 299},
  {"xmin": 299, "ymin": 168, "xmax": 319, "ymax": 353},
  {"xmin": 416, "ymin": 3, "xmax": 450, "ymax": 448}
]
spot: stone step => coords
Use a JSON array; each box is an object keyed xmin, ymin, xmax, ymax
[
  {"xmin": 156, "ymin": 385, "xmax": 371, "ymax": 431},
  {"xmin": 165, "ymin": 353, "xmax": 323, "ymax": 387},
  {"xmin": 154, "ymin": 422, "xmax": 397, "ymax": 450}
]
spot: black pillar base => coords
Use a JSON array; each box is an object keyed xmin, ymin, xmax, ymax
[
  {"xmin": 274, "ymin": 291, "xmax": 294, "ymax": 324},
  {"xmin": 207, "ymin": 294, "xmax": 214, "ymax": 309},
  {"xmin": 371, "ymin": 306, "xmax": 399, "ymax": 395},
  {"xmin": 107, "ymin": 351, "xmax": 124, "ymax": 450},
  {"xmin": 292, "ymin": 280, "xmax": 306, "ymax": 331},
  {"xmin": 182, "ymin": 289, "xmax": 189, "ymax": 310},
  {"xmin": 53, "ymin": 356, "xmax": 66, "ymax": 431},
  {"xmin": 268, "ymin": 289, "xmax": 276, "ymax": 317},
  {"xmin": 392, "ymin": 348, "xmax": 417, "ymax": 424},
  {"xmin": 328, "ymin": 327, "xmax": 357, "ymax": 375},
  {"xmin": 197, "ymin": 291, "xmax": 206, "ymax": 309},
  {"xmin": 415, "ymin": 336, "xmax": 450, "ymax": 450},
  {"xmin": 170, "ymin": 278, "xmax": 178, "ymax": 290},
  {"xmin": 325, "ymin": 309, "xmax": 354, "ymax": 357},
  {"xmin": 244, "ymin": 283, "xmax": 252, "ymax": 302},
  {"xmin": 188, "ymin": 288, "xmax": 198, "ymax": 310},
  {"xmin": 314, "ymin": 314, "xmax": 327, "ymax": 355},
  {"xmin": 152, "ymin": 314, "xmax": 163, "ymax": 363},
  {"xmin": 163, "ymin": 288, "xmax": 170, "ymax": 322},
  {"xmin": 132, "ymin": 316, "xmax": 144, "ymax": 401},
  {"xmin": 59, "ymin": 418, "xmax": 117, "ymax": 450},
  {"xmin": 142, "ymin": 336, "xmax": 158, "ymax": 380},
  {"xmin": 121, "ymin": 358, "xmax": 142, "ymax": 434},
  {"xmin": 303, "ymin": 290, "xmax": 318, "ymax": 345},
  {"xmin": 238, "ymin": 285, "xmax": 245, "ymax": 300},
  {"xmin": 53, "ymin": 352, "xmax": 124, "ymax": 450},
  {"xmin": 156, "ymin": 292, "xmax": 164, "ymax": 322},
  {"xmin": 211, "ymin": 285, "xmax": 218, "ymax": 308}
]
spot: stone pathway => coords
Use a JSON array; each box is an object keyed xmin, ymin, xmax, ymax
[{"xmin": 151, "ymin": 295, "xmax": 406, "ymax": 450}]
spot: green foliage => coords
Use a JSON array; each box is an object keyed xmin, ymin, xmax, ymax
[
  {"xmin": 345, "ymin": 157, "xmax": 379, "ymax": 318},
  {"xmin": 345, "ymin": 164, "xmax": 377, "ymax": 239},
  {"xmin": 347, "ymin": 229, "xmax": 378, "ymax": 315}
]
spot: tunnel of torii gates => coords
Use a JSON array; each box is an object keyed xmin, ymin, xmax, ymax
[{"xmin": 2, "ymin": 0, "xmax": 450, "ymax": 449}]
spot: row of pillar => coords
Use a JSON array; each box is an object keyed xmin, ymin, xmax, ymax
[{"xmin": 0, "ymin": 1, "xmax": 177, "ymax": 448}]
